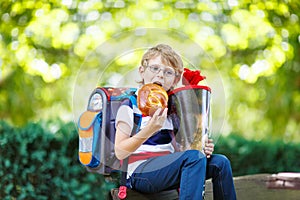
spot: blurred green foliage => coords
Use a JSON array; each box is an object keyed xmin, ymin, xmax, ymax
[
  {"xmin": 214, "ymin": 134, "xmax": 300, "ymax": 176},
  {"xmin": 0, "ymin": 120, "xmax": 116, "ymax": 200},
  {"xmin": 0, "ymin": 2, "xmax": 299, "ymax": 139},
  {"xmin": 1, "ymin": 120, "xmax": 300, "ymax": 199}
]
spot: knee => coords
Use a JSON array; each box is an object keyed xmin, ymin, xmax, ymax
[
  {"xmin": 182, "ymin": 150, "xmax": 206, "ymax": 164},
  {"xmin": 211, "ymin": 154, "xmax": 232, "ymax": 171}
]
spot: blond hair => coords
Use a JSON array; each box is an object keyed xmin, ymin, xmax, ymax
[{"xmin": 141, "ymin": 44, "xmax": 183, "ymax": 85}]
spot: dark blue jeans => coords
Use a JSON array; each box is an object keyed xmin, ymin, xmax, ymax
[{"xmin": 127, "ymin": 150, "xmax": 236, "ymax": 200}]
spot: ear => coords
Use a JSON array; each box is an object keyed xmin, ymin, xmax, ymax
[
  {"xmin": 170, "ymin": 73, "xmax": 182, "ymax": 90},
  {"xmin": 139, "ymin": 65, "xmax": 145, "ymax": 77},
  {"xmin": 173, "ymin": 73, "xmax": 181, "ymax": 85}
]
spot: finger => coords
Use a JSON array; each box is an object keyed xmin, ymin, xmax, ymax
[
  {"xmin": 204, "ymin": 145, "xmax": 214, "ymax": 152},
  {"xmin": 204, "ymin": 147, "xmax": 212, "ymax": 152},
  {"xmin": 152, "ymin": 107, "xmax": 162, "ymax": 117},
  {"xmin": 203, "ymin": 149, "xmax": 212, "ymax": 156},
  {"xmin": 208, "ymin": 138, "xmax": 214, "ymax": 143},
  {"xmin": 206, "ymin": 143, "xmax": 214, "ymax": 148},
  {"xmin": 161, "ymin": 108, "xmax": 168, "ymax": 117}
]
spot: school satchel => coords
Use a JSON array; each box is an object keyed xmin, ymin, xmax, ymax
[
  {"xmin": 266, "ymin": 172, "xmax": 300, "ymax": 190},
  {"xmin": 77, "ymin": 87, "xmax": 139, "ymax": 175}
]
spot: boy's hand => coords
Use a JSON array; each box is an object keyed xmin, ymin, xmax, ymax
[
  {"xmin": 146, "ymin": 107, "xmax": 168, "ymax": 135},
  {"xmin": 203, "ymin": 135, "xmax": 214, "ymax": 158}
]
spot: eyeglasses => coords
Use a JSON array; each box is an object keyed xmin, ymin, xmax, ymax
[{"xmin": 147, "ymin": 65, "xmax": 177, "ymax": 77}]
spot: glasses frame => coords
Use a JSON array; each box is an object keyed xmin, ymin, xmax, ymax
[{"xmin": 147, "ymin": 64, "xmax": 178, "ymax": 78}]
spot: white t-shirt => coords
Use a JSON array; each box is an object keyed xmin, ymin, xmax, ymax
[{"xmin": 115, "ymin": 104, "xmax": 175, "ymax": 177}]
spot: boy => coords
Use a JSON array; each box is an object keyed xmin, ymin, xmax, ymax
[{"xmin": 115, "ymin": 44, "xmax": 236, "ymax": 200}]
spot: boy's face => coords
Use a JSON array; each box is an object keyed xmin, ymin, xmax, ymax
[{"xmin": 139, "ymin": 55, "xmax": 177, "ymax": 91}]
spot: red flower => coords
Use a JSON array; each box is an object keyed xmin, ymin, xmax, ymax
[{"xmin": 182, "ymin": 68, "xmax": 206, "ymax": 85}]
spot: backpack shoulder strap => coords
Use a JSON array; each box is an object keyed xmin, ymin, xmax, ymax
[
  {"xmin": 129, "ymin": 95, "xmax": 142, "ymax": 135},
  {"xmin": 119, "ymin": 94, "xmax": 141, "ymax": 135},
  {"xmin": 119, "ymin": 94, "xmax": 141, "ymax": 197},
  {"xmin": 128, "ymin": 95, "xmax": 137, "ymax": 108}
]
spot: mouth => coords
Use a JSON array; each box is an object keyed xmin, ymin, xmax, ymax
[{"xmin": 153, "ymin": 82, "xmax": 162, "ymax": 87}]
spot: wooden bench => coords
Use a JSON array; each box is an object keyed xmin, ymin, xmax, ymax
[
  {"xmin": 109, "ymin": 188, "xmax": 179, "ymax": 200},
  {"xmin": 109, "ymin": 173, "xmax": 300, "ymax": 199}
]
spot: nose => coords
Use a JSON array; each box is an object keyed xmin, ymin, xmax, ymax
[{"xmin": 157, "ymin": 69, "xmax": 164, "ymax": 78}]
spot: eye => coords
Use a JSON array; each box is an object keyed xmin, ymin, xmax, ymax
[
  {"xmin": 165, "ymin": 70, "xmax": 175, "ymax": 76},
  {"xmin": 151, "ymin": 65, "xmax": 160, "ymax": 72}
]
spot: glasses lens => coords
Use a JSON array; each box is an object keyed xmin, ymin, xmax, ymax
[
  {"xmin": 164, "ymin": 69, "xmax": 175, "ymax": 77},
  {"xmin": 149, "ymin": 65, "xmax": 160, "ymax": 73}
]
